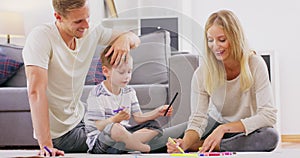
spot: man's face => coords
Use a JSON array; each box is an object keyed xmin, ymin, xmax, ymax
[{"xmin": 58, "ymin": 4, "xmax": 90, "ymax": 39}]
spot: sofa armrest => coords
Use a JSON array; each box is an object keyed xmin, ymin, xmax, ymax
[{"xmin": 168, "ymin": 54, "xmax": 199, "ymax": 126}]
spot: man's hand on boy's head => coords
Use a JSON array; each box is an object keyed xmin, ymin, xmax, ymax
[
  {"xmin": 105, "ymin": 35, "xmax": 131, "ymax": 67},
  {"xmin": 106, "ymin": 31, "xmax": 140, "ymax": 67}
]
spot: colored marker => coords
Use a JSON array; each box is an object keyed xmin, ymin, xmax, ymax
[
  {"xmin": 168, "ymin": 137, "xmax": 185, "ymax": 153},
  {"xmin": 198, "ymin": 146, "xmax": 202, "ymax": 151},
  {"xmin": 113, "ymin": 106, "xmax": 129, "ymax": 113},
  {"xmin": 199, "ymin": 152, "xmax": 235, "ymax": 156},
  {"xmin": 113, "ymin": 107, "xmax": 124, "ymax": 113},
  {"xmin": 164, "ymin": 92, "xmax": 178, "ymax": 116},
  {"xmin": 43, "ymin": 146, "xmax": 52, "ymax": 156},
  {"xmin": 170, "ymin": 153, "xmax": 198, "ymax": 157}
]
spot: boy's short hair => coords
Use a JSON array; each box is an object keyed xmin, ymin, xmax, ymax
[{"xmin": 100, "ymin": 45, "xmax": 113, "ymax": 68}]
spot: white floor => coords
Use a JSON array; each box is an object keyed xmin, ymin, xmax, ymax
[{"xmin": 1, "ymin": 148, "xmax": 300, "ymax": 158}]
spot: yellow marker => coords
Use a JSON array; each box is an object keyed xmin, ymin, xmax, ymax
[
  {"xmin": 170, "ymin": 153, "xmax": 198, "ymax": 157},
  {"xmin": 171, "ymin": 153, "xmax": 198, "ymax": 157},
  {"xmin": 198, "ymin": 146, "xmax": 202, "ymax": 151},
  {"xmin": 168, "ymin": 137, "xmax": 185, "ymax": 153}
]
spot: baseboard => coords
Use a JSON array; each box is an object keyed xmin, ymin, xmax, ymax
[{"xmin": 281, "ymin": 135, "xmax": 300, "ymax": 142}]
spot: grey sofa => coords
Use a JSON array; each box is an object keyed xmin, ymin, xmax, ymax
[{"xmin": 0, "ymin": 30, "xmax": 199, "ymax": 148}]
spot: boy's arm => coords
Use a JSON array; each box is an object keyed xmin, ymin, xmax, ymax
[
  {"xmin": 133, "ymin": 105, "xmax": 172, "ymax": 124},
  {"xmin": 94, "ymin": 118, "xmax": 114, "ymax": 131},
  {"xmin": 94, "ymin": 110, "xmax": 130, "ymax": 131}
]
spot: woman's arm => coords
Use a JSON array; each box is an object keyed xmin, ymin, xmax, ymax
[
  {"xmin": 186, "ymin": 67, "xmax": 211, "ymax": 140},
  {"xmin": 241, "ymin": 55, "xmax": 277, "ymax": 135},
  {"xmin": 200, "ymin": 121, "xmax": 245, "ymax": 152},
  {"xmin": 167, "ymin": 67, "xmax": 210, "ymax": 153},
  {"xmin": 166, "ymin": 129, "xmax": 200, "ymax": 153}
]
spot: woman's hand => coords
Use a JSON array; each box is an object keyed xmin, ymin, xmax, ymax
[
  {"xmin": 200, "ymin": 126, "xmax": 224, "ymax": 152},
  {"xmin": 166, "ymin": 138, "xmax": 184, "ymax": 153}
]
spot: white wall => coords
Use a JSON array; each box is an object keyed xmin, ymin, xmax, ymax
[
  {"xmin": 0, "ymin": 0, "xmax": 53, "ymax": 45},
  {"xmin": 0, "ymin": 0, "xmax": 104, "ymax": 45},
  {"xmin": 1, "ymin": 0, "xmax": 299, "ymax": 135}
]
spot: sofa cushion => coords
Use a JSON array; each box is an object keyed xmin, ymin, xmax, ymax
[
  {"xmin": 0, "ymin": 54, "xmax": 24, "ymax": 85},
  {"xmin": 85, "ymin": 56, "xmax": 105, "ymax": 85},
  {"xmin": 129, "ymin": 30, "xmax": 171, "ymax": 85},
  {"xmin": 0, "ymin": 44, "xmax": 26, "ymax": 87},
  {"xmin": 0, "ymin": 87, "xmax": 29, "ymax": 111}
]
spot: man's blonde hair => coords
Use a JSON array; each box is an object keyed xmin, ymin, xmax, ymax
[
  {"xmin": 203, "ymin": 9, "xmax": 253, "ymax": 94},
  {"xmin": 52, "ymin": 0, "xmax": 86, "ymax": 17}
]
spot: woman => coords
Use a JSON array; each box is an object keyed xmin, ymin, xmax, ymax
[{"xmin": 167, "ymin": 9, "xmax": 278, "ymax": 153}]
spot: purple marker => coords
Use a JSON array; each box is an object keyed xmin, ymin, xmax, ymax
[
  {"xmin": 43, "ymin": 146, "xmax": 52, "ymax": 156},
  {"xmin": 113, "ymin": 107, "xmax": 124, "ymax": 113}
]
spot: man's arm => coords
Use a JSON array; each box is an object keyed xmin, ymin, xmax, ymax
[
  {"xmin": 26, "ymin": 66, "xmax": 51, "ymax": 147},
  {"xmin": 25, "ymin": 66, "xmax": 64, "ymax": 156}
]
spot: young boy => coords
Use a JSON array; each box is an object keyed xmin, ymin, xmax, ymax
[{"xmin": 85, "ymin": 45, "xmax": 173, "ymax": 154}]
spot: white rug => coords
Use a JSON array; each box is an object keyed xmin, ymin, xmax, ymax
[{"xmin": 1, "ymin": 148, "xmax": 299, "ymax": 158}]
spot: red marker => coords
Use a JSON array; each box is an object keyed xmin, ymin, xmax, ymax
[{"xmin": 199, "ymin": 152, "xmax": 235, "ymax": 156}]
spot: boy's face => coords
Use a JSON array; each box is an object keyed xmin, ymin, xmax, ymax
[{"xmin": 106, "ymin": 58, "xmax": 133, "ymax": 88}]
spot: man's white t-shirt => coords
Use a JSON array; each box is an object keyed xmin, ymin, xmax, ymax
[{"xmin": 22, "ymin": 22, "xmax": 112, "ymax": 139}]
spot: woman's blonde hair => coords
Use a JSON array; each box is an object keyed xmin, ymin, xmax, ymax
[{"xmin": 203, "ymin": 10, "xmax": 253, "ymax": 94}]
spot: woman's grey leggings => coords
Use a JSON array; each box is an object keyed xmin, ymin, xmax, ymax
[{"xmin": 202, "ymin": 117, "xmax": 279, "ymax": 152}]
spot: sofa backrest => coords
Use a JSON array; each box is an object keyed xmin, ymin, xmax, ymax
[{"xmin": 130, "ymin": 30, "xmax": 171, "ymax": 85}]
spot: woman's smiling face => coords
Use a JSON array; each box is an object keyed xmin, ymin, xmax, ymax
[{"xmin": 207, "ymin": 24, "xmax": 231, "ymax": 62}]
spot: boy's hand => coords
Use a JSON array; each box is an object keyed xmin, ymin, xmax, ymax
[
  {"xmin": 158, "ymin": 105, "xmax": 173, "ymax": 116},
  {"xmin": 112, "ymin": 107, "xmax": 130, "ymax": 123}
]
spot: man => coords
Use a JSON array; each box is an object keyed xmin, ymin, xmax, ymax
[{"xmin": 22, "ymin": 0, "xmax": 140, "ymax": 156}]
